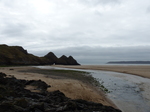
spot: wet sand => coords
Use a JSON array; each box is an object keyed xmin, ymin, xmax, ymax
[
  {"xmin": 0, "ymin": 66, "xmax": 115, "ymax": 107},
  {"xmin": 54, "ymin": 65, "xmax": 150, "ymax": 79},
  {"xmin": 53, "ymin": 65, "xmax": 150, "ymax": 112}
]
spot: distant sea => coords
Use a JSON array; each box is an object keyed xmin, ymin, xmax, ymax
[{"xmin": 81, "ymin": 63, "xmax": 150, "ymax": 66}]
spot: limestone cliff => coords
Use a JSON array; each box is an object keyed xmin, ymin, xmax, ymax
[{"xmin": 0, "ymin": 44, "xmax": 80, "ymax": 65}]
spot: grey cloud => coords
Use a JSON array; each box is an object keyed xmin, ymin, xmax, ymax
[
  {"xmin": 1, "ymin": 23, "xmax": 27, "ymax": 37},
  {"xmin": 31, "ymin": 46, "xmax": 150, "ymax": 65},
  {"xmin": 55, "ymin": 46, "xmax": 150, "ymax": 64},
  {"xmin": 80, "ymin": 0, "xmax": 120, "ymax": 6},
  {"xmin": 147, "ymin": 6, "xmax": 150, "ymax": 13},
  {"xmin": 0, "ymin": 0, "xmax": 150, "ymax": 65}
]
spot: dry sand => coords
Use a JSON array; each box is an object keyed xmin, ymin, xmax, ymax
[
  {"xmin": 1, "ymin": 65, "xmax": 149, "ymax": 111},
  {"xmin": 0, "ymin": 66, "xmax": 115, "ymax": 107},
  {"xmin": 54, "ymin": 65, "xmax": 150, "ymax": 79}
]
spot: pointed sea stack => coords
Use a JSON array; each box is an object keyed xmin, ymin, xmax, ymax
[
  {"xmin": 67, "ymin": 56, "xmax": 80, "ymax": 65},
  {"xmin": 56, "ymin": 55, "xmax": 68, "ymax": 65},
  {"xmin": 44, "ymin": 52, "xmax": 58, "ymax": 64},
  {"xmin": 0, "ymin": 44, "xmax": 80, "ymax": 65},
  {"xmin": 56, "ymin": 55, "xmax": 80, "ymax": 65}
]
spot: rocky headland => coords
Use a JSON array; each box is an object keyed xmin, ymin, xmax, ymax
[
  {"xmin": 0, "ymin": 44, "xmax": 80, "ymax": 66},
  {"xmin": 0, "ymin": 72, "xmax": 121, "ymax": 112}
]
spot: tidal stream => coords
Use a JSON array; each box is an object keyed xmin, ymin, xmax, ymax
[{"xmin": 35, "ymin": 66, "xmax": 150, "ymax": 112}]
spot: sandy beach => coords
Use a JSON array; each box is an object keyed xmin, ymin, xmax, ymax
[
  {"xmin": 54, "ymin": 65, "xmax": 150, "ymax": 79},
  {"xmin": 0, "ymin": 66, "xmax": 115, "ymax": 108},
  {"xmin": 53, "ymin": 65, "xmax": 150, "ymax": 112},
  {"xmin": 1, "ymin": 65, "xmax": 150, "ymax": 111}
]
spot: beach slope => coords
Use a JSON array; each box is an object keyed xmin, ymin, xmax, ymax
[{"xmin": 0, "ymin": 66, "xmax": 116, "ymax": 108}]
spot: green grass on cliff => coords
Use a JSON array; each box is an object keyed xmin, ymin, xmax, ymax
[{"xmin": 0, "ymin": 45, "xmax": 26, "ymax": 59}]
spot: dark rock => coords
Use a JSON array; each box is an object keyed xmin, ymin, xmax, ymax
[
  {"xmin": 44, "ymin": 52, "xmax": 58, "ymax": 64},
  {"xmin": 0, "ymin": 44, "xmax": 80, "ymax": 65},
  {"xmin": 0, "ymin": 44, "xmax": 47, "ymax": 65},
  {"xmin": 14, "ymin": 98, "xmax": 29, "ymax": 108},
  {"xmin": 25, "ymin": 79, "xmax": 51, "ymax": 92},
  {"xmin": 44, "ymin": 53, "xmax": 80, "ymax": 65},
  {"xmin": 0, "ymin": 101, "xmax": 25, "ymax": 112},
  {"xmin": 0, "ymin": 72, "xmax": 121, "ymax": 112},
  {"xmin": 0, "ymin": 72, "xmax": 6, "ymax": 78},
  {"xmin": 56, "ymin": 55, "xmax": 68, "ymax": 65},
  {"xmin": 9, "ymin": 69, "xmax": 14, "ymax": 70},
  {"xmin": 56, "ymin": 55, "xmax": 80, "ymax": 65},
  {"xmin": 67, "ymin": 56, "xmax": 80, "ymax": 65},
  {"xmin": 29, "ymin": 102, "xmax": 45, "ymax": 112},
  {"xmin": 14, "ymin": 46, "xmax": 28, "ymax": 55}
]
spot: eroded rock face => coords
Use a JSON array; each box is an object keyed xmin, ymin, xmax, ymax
[
  {"xmin": 0, "ymin": 44, "xmax": 80, "ymax": 65},
  {"xmin": 56, "ymin": 55, "xmax": 80, "ymax": 65},
  {"xmin": 67, "ymin": 56, "xmax": 80, "ymax": 65},
  {"xmin": 25, "ymin": 79, "xmax": 51, "ymax": 92},
  {"xmin": 0, "ymin": 72, "xmax": 121, "ymax": 112},
  {"xmin": 44, "ymin": 52, "xmax": 58, "ymax": 64},
  {"xmin": 44, "ymin": 53, "xmax": 80, "ymax": 65},
  {"xmin": 56, "ymin": 55, "xmax": 68, "ymax": 65},
  {"xmin": 0, "ymin": 44, "xmax": 50, "ymax": 65}
]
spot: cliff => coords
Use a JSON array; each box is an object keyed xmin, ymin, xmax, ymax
[
  {"xmin": 44, "ymin": 52, "xmax": 58, "ymax": 64},
  {"xmin": 44, "ymin": 53, "xmax": 80, "ymax": 65},
  {"xmin": 0, "ymin": 44, "xmax": 80, "ymax": 65},
  {"xmin": 55, "ymin": 55, "xmax": 80, "ymax": 65}
]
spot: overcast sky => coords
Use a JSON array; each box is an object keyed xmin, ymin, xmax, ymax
[{"xmin": 0, "ymin": 0, "xmax": 150, "ymax": 64}]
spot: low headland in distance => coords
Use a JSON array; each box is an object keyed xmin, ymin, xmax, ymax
[{"xmin": 107, "ymin": 61, "xmax": 150, "ymax": 64}]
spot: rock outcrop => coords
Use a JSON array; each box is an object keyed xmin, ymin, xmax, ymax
[
  {"xmin": 55, "ymin": 55, "xmax": 80, "ymax": 65},
  {"xmin": 0, "ymin": 44, "xmax": 49, "ymax": 65},
  {"xmin": 0, "ymin": 72, "xmax": 121, "ymax": 112},
  {"xmin": 44, "ymin": 52, "xmax": 58, "ymax": 64},
  {"xmin": 0, "ymin": 44, "xmax": 80, "ymax": 65},
  {"xmin": 55, "ymin": 55, "xmax": 68, "ymax": 65}
]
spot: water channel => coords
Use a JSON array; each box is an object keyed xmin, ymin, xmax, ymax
[{"xmin": 35, "ymin": 66, "xmax": 150, "ymax": 112}]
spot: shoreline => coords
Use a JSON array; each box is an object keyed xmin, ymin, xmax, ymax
[
  {"xmin": 0, "ymin": 66, "xmax": 116, "ymax": 108},
  {"xmin": 53, "ymin": 65, "xmax": 150, "ymax": 112},
  {"xmin": 53, "ymin": 65, "xmax": 150, "ymax": 79},
  {"xmin": 1, "ymin": 65, "xmax": 150, "ymax": 111}
]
